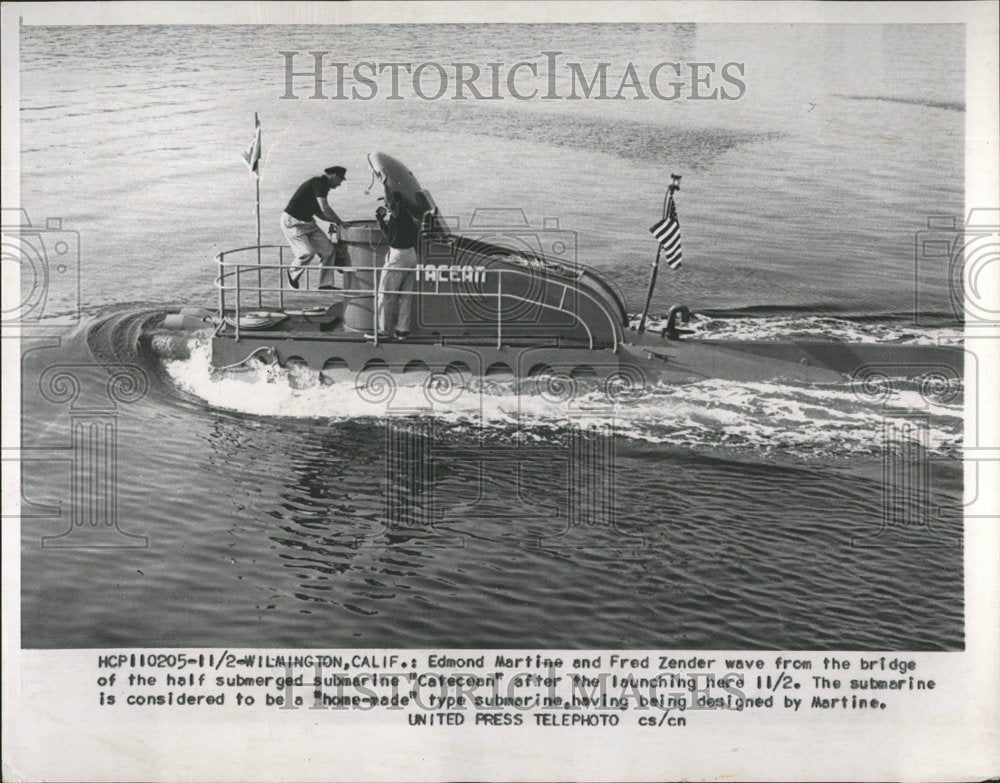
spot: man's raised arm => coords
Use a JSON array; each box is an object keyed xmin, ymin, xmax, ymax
[{"xmin": 316, "ymin": 196, "xmax": 343, "ymax": 227}]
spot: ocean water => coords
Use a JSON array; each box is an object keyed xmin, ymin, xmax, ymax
[{"xmin": 17, "ymin": 24, "xmax": 964, "ymax": 650}]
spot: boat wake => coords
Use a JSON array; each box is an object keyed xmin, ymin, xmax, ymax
[
  {"xmin": 27, "ymin": 308, "xmax": 962, "ymax": 460},
  {"xmin": 633, "ymin": 312, "xmax": 964, "ymax": 345},
  {"xmin": 162, "ymin": 338, "xmax": 962, "ymax": 459}
]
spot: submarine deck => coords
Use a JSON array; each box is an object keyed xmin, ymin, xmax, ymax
[
  {"xmin": 212, "ymin": 297, "xmax": 626, "ymax": 377},
  {"xmin": 210, "ymin": 247, "xmax": 964, "ymax": 385}
]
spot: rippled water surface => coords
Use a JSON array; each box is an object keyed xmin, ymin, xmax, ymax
[{"xmin": 18, "ymin": 24, "xmax": 964, "ymax": 650}]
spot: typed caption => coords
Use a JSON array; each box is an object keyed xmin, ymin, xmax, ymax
[{"xmin": 93, "ymin": 651, "xmax": 940, "ymax": 727}]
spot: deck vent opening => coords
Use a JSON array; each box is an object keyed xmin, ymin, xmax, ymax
[
  {"xmin": 319, "ymin": 357, "xmax": 350, "ymax": 387},
  {"xmin": 404, "ymin": 360, "xmax": 430, "ymax": 374},
  {"xmin": 322, "ymin": 358, "xmax": 349, "ymax": 371},
  {"xmin": 444, "ymin": 361, "xmax": 472, "ymax": 380}
]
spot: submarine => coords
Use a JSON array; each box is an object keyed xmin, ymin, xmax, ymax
[{"xmin": 173, "ymin": 152, "xmax": 962, "ymax": 391}]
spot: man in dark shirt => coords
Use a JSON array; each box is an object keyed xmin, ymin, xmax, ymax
[
  {"xmin": 280, "ymin": 166, "xmax": 348, "ymax": 290},
  {"xmin": 373, "ymin": 195, "xmax": 421, "ymax": 338}
]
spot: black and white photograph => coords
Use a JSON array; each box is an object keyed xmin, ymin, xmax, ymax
[{"xmin": 2, "ymin": 2, "xmax": 998, "ymax": 781}]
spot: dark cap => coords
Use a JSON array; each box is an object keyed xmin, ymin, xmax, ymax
[{"xmin": 324, "ymin": 165, "xmax": 346, "ymax": 178}]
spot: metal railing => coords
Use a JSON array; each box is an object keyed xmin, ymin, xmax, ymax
[
  {"xmin": 440, "ymin": 235, "xmax": 629, "ymax": 324},
  {"xmin": 213, "ymin": 246, "xmax": 623, "ymax": 351}
]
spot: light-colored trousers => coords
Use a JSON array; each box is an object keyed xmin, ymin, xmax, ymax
[
  {"xmin": 378, "ymin": 246, "xmax": 418, "ymax": 335},
  {"xmin": 280, "ymin": 212, "xmax": 339, "ymax": 289}
]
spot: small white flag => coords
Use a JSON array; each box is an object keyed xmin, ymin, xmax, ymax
[{"xmin": 242, "ymin": 113, "xmax": 261, "ymax": 174}]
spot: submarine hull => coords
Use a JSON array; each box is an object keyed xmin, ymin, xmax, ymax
[{"xmin": 209, "ymin": 304, "xmax": 963, "ymax": 386}]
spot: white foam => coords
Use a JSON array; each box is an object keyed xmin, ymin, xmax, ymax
[
  {"xmin": 163, "ymin": 340, "xmax": 962, "ymax": 457},
  {"xmin": 632, "ymin": 314, "xmax": 964, "ymax": 346}
]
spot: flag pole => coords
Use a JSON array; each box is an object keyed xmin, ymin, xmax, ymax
[
  {"xmin": 637, "ymin": 174, "xmax": 681, "ymax": 334},
  {"xmin": 255, "ymin": 167, "xmax": 262, "ymax": 309},
  {"xmin": 254, "ymin": 113, "xmax": 262, "ymax": 309}
]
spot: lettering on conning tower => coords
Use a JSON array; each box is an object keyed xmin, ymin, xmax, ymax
[{"xmin": 416, "ymin": 264, "xmax": 488, "ymax": 284}]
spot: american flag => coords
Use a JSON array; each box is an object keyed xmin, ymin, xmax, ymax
[
  {"xmin": 241, "ymin": 113, "xmax": 261, "ymax": 175},
  {"xmin": 649, "ymin": 197, "xmax": 682, "ymax": 269}
]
